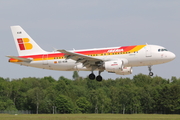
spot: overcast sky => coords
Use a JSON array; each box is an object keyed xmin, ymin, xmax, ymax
[{"xmin": 0, "ymin": 0, "xmax": 179, "ymax": 80}]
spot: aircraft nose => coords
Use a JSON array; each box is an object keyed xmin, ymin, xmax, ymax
[{"xmin": 169, "ymin": 52, "xmax": 176, "ymax": 60}]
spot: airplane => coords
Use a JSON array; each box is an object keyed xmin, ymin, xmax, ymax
[{"xmin": 7, "ymin": 26, "xmax": 176, "ymax": 81}]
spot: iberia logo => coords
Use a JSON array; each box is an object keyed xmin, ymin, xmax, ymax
[{"xmin": 17, "ymin": 38, "xmax": 33, "ymax": 50}]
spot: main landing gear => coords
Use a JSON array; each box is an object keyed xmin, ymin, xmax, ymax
[
  {"xmin": 89, "ymin": 73, "xmax": 95, "ymax": 80},
  {"xmin": 148, "ymin": 66, "xmax": 154, "ymax": 76},
  {"xmin": 88, "ymin": 72, "xmax": 103, "ymax": 81}
]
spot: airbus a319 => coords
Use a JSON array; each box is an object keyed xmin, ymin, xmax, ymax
[{"xmin": 7, "ymin": 26, "xmax": 176, "ymax": 81}]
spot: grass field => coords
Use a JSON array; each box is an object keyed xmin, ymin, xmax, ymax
[{"xmin": 0, "ymin": 114, "xmax": 180, "ymax": 120}]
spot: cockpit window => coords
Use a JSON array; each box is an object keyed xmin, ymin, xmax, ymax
[{"xmin": 158, "ymin": 49, "xmax": 168, "ymax": 52}]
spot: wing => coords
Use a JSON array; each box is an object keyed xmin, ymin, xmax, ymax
[
  {"xmin": 57, "ymin": 49, "xmax": 103, "ymax": 68},
  {"xmin": 6, "ymin": 56, "xmax": 32, "ymax": 62}
]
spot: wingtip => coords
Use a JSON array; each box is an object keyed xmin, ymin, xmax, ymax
[{"xmin": 6, "ymin": 55, "xmax": 11, "ymax": 58}]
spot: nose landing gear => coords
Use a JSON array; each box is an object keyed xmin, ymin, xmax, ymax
[{"xmin": 148, "ymin": 66, "xmax": 154, "ymax": 76}]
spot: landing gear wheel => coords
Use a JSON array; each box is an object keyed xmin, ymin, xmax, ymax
[
  {"xmin": 96, "ymin": 75, "xmax": 102, "ymax": 82},
  {"xmin": 149, "ymin": 72, "xmax": 153, "ymax": 76},
  {"xmin": 148, "ymin": 66, "xmax": 153, "ymax": 76},
  {"xmin": 89, "ymin": 73, "xmax": 95, "ymax": 80}
]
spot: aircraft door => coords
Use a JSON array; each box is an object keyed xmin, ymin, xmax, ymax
[
  {"xmin": 42, "ymin": 54, "xmax": 48, "ymax": 65},
  {"xmin": 146, "ymin": 46, "xmax": 152, "ymax": 57}
]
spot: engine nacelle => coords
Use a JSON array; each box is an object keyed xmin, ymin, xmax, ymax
[
  {"xmin": 105, "ymin": 60, "xmax": 123, "ymax": 72},
  {"xmin": 104, "ymin": 59, "xmax": 132, "ymax": 75},
  {"xmin": 115, "ymin": 67, "xmax": 133, "ymax": 75}
]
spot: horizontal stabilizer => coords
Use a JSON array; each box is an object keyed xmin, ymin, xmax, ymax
[{"xmin": 6, "ymin": 56, "xmax": 32, "ymax": 62}]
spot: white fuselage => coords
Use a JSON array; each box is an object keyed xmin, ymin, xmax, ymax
[{"xmin": 11, "ymin": 45, "xmax": 175, "ymax": 72}]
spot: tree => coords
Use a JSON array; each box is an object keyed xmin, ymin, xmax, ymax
[
  {"xmin": 159, "ymin": 84, "xmax": 180, "ymax": 113},
  {"xmin": 5, "ymin": 99, "xmax": 17, "ymax": 111},
  {"xmin": 11, "ymin": 80, "xmax": 22, "ymax": 106},
  {"xmin": 0, "ymin": 74, "xmax": 180, "ymax": 114},
  {"xmin": 0, "ymin": 97, "xmax": 17, "ymax": 111},
  {"xmin": 27, "ymin": 87, "xmax": 44, "ymax": 114},
  {"xmin": 110, "ymin": 86, "xmax": 119, "ymax": 113},
  {"xmin": 55, "ymin": 95, "xmax": 73, "ymax": 113},
  {"xmin": 72, "ymin": 71, "xmax": 79, "ymax": 80},
  {"xmin": 76, "ymin": 97, "xmax": 91, "ymax": 113},
  {"xmin": 0, "ymin": 100, "xmax": 6, "ymax": 110}
]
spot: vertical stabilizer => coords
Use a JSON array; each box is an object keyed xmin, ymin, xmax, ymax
[{"xmin": 11, "ymin": 26, "xmax": 47, "ymax": 56}]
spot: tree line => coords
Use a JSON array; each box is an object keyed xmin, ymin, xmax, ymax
[{"xmin": 0, "ymin": 72, "xmax": 180, "ymax": 114}]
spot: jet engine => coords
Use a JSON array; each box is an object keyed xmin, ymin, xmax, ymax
[
  {"xmin": 104, "ymin": 59, "xmax": 132, "ymax": 75},
  {"xmin": 115, "ymin": 67, "xmax": 132, "ymax": 75}
]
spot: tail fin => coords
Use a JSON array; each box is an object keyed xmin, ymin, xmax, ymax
[{"xmin": 11, "ymin": 26, "xmax": 47, "ymax": 56}]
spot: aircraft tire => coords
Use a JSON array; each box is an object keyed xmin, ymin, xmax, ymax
[
  {"xmin": 89, "ymin": 73, "xmax": 95, "ymax": 80},
  {"xmin": 96, "ymin": 75, "xmax": 102, "ymax": 82},
  {"xmin": 149, "ymin": 72, "xmax": 153, "ymax": 76}
]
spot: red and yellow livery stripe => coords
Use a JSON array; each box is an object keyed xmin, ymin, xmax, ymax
[{"xmin": 9, "ymin": 45, "xmax": 146, "ymax": 62}]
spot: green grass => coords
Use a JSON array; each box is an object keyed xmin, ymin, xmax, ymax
[{"xmin": 0, "ymin": 114, "xmax": 180, "ymax": 120}]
